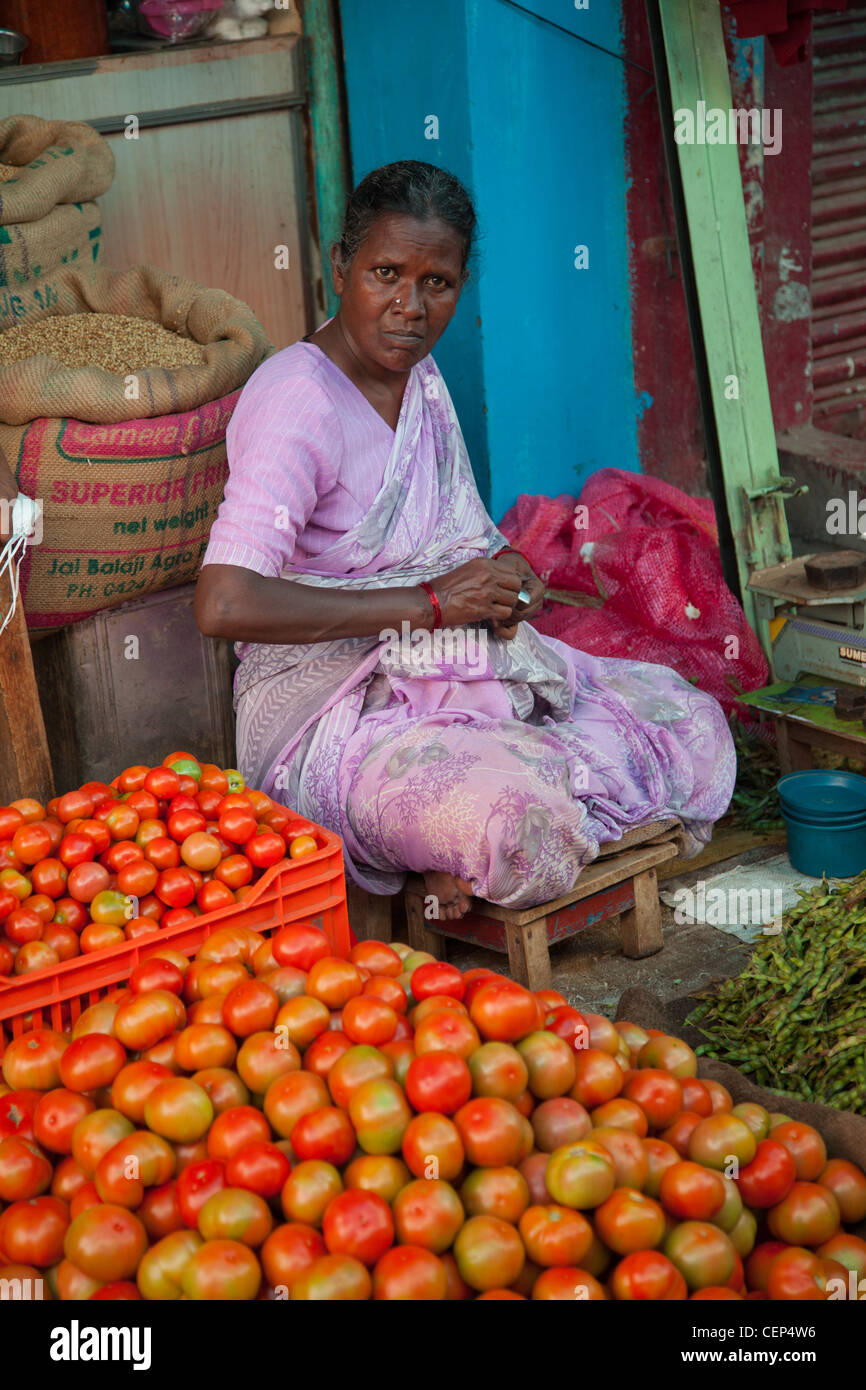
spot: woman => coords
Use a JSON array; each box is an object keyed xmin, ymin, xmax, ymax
[{"xmin": 195, "ymin": 161, "xmax": 735, "ymax": 919}]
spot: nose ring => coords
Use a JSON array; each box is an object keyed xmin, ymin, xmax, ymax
[{"xmin": 394, "ymin": 298, "xmax": 402, "ymax": 305}]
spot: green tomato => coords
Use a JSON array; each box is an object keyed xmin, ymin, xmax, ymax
[{"xmin": 169, "ymin": 758, "xmax": 202, "ymax": 781}]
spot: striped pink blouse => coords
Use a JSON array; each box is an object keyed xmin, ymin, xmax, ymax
[{"xmin": 202, "ymin": 341, "xmax": 396, "ymax": 577}]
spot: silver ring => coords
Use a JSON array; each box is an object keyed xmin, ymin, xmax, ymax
[{"xmin": 517, "ymin": 588, "xmax": 531, "ymax": 605}]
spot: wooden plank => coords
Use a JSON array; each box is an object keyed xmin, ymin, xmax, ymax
[
  {"xmin": 346, "ymin": 881, "xmax": 392, "ymax": 943},
  {"xmin": 505, "ymin": 919, "xmax": 552, "ymax": 992},
  {"xmin": 0, "ymin": 37, "xmax": 303, "ymax": 119},
  {"xmin": 0, "ymin": 579, "xmax": 54, "ymax": 805},
  {"xmin": 620, "ymin": 867, "xmax": 664, "ymax": 958},
  {"xmin": 404, "ymin": 888, "xmax": 444, "ymax": 959},
  {"xmin": 596, "ymin": 817, "xmax": 682, "ymax": 858}
]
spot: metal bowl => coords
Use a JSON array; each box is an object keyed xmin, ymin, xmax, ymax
[{"xmin": 0, "ymin": 28, "xmax": 28, "ymax": 65}]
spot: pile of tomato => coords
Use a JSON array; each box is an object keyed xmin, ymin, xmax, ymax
[
  {"xmin": 1, "ymin": 925, "xmax": 865, "ymax": 1301},
  {"xmin": 0, "ymin": 752, "xmax": 320, "ymax": 977}
]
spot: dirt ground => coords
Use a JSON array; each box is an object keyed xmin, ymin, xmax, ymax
[{"xmin": 403, "ymin": 839, "xmax": 787, "ymax": 1017}]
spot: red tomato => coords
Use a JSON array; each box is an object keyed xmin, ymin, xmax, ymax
[
  {"xmin": 214, "ymin": 855, "xmax": 254, "ymax": 891},
  {"xmin": 58, "ymin": 833, "xmax": 96, "ymax": 868},
  {"xmin": 60, "ymin": 1035, "xmax": 127, "ymax": 1093},
  {"xmin": 207, "ymin": 1105, "xmax": 270, "ymax": 1162},
  {"xmin": 0, "ymin": 1135, "xmax": 53, "ymax": 1200},
  {"xmin": 129, "ymin": 957, "xmax": 185, "ymax": 996},
  {"xmin": 371, "ymin": 1245, "xmax": 447, "ymax": 1300},
  {"xmin": 33, "ymin": 1090, "xmax": 96, "ymax": 1154},
  {"xmin": 124, "ymin": 790, "xmax": 160, "ymax": 821},
  {"xmin": 144, "ymin": 767, "xmax": 182, "ymax": 801},
  {"xmin": 51, "ymin": 897, "xmax": 89, "ymax": 933},
  {"xmin": 260, "ymin": 1222, "xmax": 325, "ymax": 1289},
  {"xmin": 103, "ymin": 840, "xmax": 144, "ymax": 873},
  {"xmin": 2, "ymin": 1030, "xmax": 68, "ymax": 1090},
  {"xmin": 405, "ymin": 1053, "xmax": 472, "ymax": 1115},
  {"xmin": 11, "ymin": 823, "xmax": 53, "ymax": 866},
  {"xmin": 770, "ymin": 1121, "xmax": 827, "ymax": 1181},
  {"xmin": 155, "ymin": 867, "xmax": 198, "ymax": 908},
  {"xmin": 225, "ymin": 1142, "xmax": 291, "ymax": 1200},
  {"xmin": 246, "ymin": 832, "xmax": 286, "ymax": 869},
  {"xmin": 342, "ymin": 996, "xmax": 398, "ymax": 1046},
  {"xmin": 0, "ymin": 807, "xmax": 26, "ymax": 840},
  {"xmin": 67, "ymin": 861, "xmax": 111, "ymax": 904},
  {"xmin": 4, "ymin": 907, "xmax": 44, "ymax": 945},
  {"xmin": 168, "ymin": 809, "xmax": 207, "ymax": 843},
  {"xmin": 0, "ymin": 1194, "xmax": 69, "ymax": 1267},
  {"xmin": 544, "ymin": 1004, "xmax": 591, "ymax": 1054},
  {"xmin": 410, "ymin": 962, "xmax": 465, "ymax": 1003},
  {"xmin": 322, "ymin": 1189, "xmax": 394, "ymax": 1267},
  {"xmin": 0, "ymin": 1090, "xmax": 41, "ymax": 1140},
  {"xmin": 292, "ymin": 1107, "xmax": 356, "ymax": 1166},
  {"xmin": 623, "ymin": 1070, "xmax": 684, "ymax": 1129},
  {"xmin": 736, "ymin": 1139, "xmax": 797, "ymax": 1208},
  {"xmin": 218, "ymin": 808, "xmax": 257, "ymax": 845},
  {"xmin": 29, "ymin": 858, "xmax": 68, "ymax": 899},
  {"xmin": 55, "ymin": 791, "xmax": 95, "ymax": 824},
  {"xmin": 116, "ymin": 859, "xmax": 159, "ymax": 898},
  {"xmin": 610, "ymin": 1249, "xmax": 688, "ymax": 1301},
  {"xmin": 144, "ymin": 837, "xmax": 181, "ymax": 871},
  {"xmin": 659, "ymin": 1162, "xmax": 727, "ymax": 1221},
  {"xmin": 767, "ymin": 1182, "xmax": 840, "ymax": 1247},
  {"xmin": 76, "ymin": 820, "xmax": 111, "ymax": 854}
]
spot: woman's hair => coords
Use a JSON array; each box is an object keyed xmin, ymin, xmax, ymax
[{"xmin": 338, "ymin": 161, "xmax": 477, "ymax": 273}]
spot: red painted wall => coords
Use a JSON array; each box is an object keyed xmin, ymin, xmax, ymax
[{"xmin": 622, "ymin": 1, "xmax": 813, "ymax": 494}]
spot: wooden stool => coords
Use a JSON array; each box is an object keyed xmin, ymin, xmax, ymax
[{"xmin": 402, "ymin": 819, "xmax": 683, "ymax": 992}]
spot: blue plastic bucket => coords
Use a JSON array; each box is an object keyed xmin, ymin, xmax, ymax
[{"xmin": 777, "ymin": 771, "xmax": 866, "ymax": 877}]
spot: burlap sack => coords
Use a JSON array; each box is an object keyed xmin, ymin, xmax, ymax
[
  {"xmin": 0, "ymin": 115, "xmax": 114, "ymax": 313},
  {"xmin": 0, "ymin": 263, "xmax": 271, "ymax": 419},
  {"xmin": 0, "ymin": 264, "xmax": 271, "ymax": 626},
  {"xmin": 0, "ymin": 115, "xmax": 115, "ymax": 223},
  {"xmin": 616, "ymin": 986, "xmax": 866, "ymax": 1237}
]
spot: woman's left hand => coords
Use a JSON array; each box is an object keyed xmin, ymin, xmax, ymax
[{"xmin": 490, "ymin": 551, "xmax": 545, "ymax": 639}]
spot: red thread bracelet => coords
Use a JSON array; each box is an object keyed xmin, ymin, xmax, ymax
[
  {"xmin": 420, "ymin": 581, "xmax": 442, "ymax": 630},
  {"xmin": 493, "ymin": 544, "xmax": 530, "ymax": 566}
]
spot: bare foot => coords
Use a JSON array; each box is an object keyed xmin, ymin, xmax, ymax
[{"xmin": 423, "ymin": 871, "xmax": 475, "ymax": 921}]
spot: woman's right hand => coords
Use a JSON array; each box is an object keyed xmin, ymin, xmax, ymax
[{"xmin": 431, "ymin": 558, "xmax": 523, "ymax": 627}]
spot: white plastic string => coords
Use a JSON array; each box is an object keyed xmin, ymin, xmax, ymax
[{"xmin": 0, "ymin": 494, "xmax": 41, "ymax": 637}]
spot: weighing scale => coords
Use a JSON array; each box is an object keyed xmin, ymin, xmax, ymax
[{"xmin": 749, "ymin": 552, "xmax": 866, "ymax": 691}]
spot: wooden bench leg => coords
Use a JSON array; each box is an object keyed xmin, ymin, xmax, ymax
[
  {"xmin": 404, "ymin": 888, "xmax": 445, "ymax": 958},
  {"xmin": 346, "ymin": 880, "xmax": 392, "ymax": 942},
  {"xmin": 775, "ymin": 718, "xmax": 812, "ymax": 775},
  {"xmin": 505, "ymin": 918, "xmax": 551, "ymax": 991},
  {"xmin": 619, "ymin": 867, "xmax": 664, "ymax": 958}
]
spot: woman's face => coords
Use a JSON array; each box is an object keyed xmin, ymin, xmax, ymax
[{"xmin": 333, "ymin": 213, "xmax": 466, "ymax": 373}]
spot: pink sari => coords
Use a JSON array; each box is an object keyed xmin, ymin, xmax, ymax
[{"xmin": 228, "ymin": 351, "xmax": 735, "ymax": 907}]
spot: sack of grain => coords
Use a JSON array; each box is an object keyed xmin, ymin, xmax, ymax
[
  {"xmin": 0, "ymin": 263, "xmax": 272, "ymax": 628},
  {"xmin": 0, "ymin": 115, "xmax": 115, "ymax": 324}
]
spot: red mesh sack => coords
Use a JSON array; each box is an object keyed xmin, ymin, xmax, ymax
[{"xmin": 498, "ymin": 469, "xmax": 768, "ymax": 715}]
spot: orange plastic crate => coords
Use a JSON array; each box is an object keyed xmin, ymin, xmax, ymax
[{"xmin": 0, "ymin": 828, "xmax": 350, "ymax": 1054}]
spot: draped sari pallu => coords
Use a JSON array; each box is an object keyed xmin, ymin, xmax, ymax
[{"xmin": 233, "ymin": 358, "xmax": 736, "ymax": 909}]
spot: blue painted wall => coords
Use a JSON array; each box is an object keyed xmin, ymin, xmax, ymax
[{"xmin": 337, "ymin": 0, "xmax": 639, "ymax": 522}]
